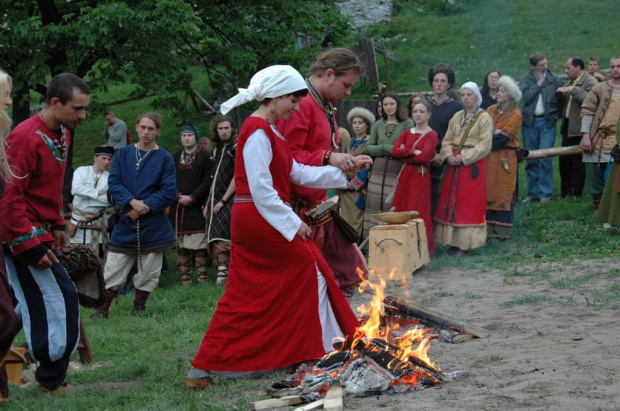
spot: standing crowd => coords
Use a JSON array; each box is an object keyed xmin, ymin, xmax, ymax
[
  {"xmin": 1, "ymin": 48, "xmax": 620, "ymax": 398},
  {"xmin": 340, "ymin": 52, "xmax": 620, "ymax": 257}
]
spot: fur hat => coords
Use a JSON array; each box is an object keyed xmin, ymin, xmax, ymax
[
  {"xmin": 498, "ymin": 75, "xmax": 522, "ymax": 103},
  {"xmin": 346, "ymin": 107, "xmax": 375, "ymax": 131}
]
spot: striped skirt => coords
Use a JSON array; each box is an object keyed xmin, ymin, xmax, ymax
[{"xmin": 363, "ymin": 157, "xmax": 402, "ymax": 240}]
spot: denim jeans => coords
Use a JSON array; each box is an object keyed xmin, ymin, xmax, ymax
[{"xmin": 522, "ymin": 117, "xmax": 557, "ymax": 199}]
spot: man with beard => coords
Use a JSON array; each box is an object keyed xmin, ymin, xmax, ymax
[
  {"xmin": 580, "ymin": 56, "xmax": 620, "ymax": 211},
  {"xmin": 172, "ymin": 123, "xmax": 212, "ymax": 285},
  {"xmin": 277, "ymin": 48, "xmax": 371, "ymax": 301},
  {"xmin": 0, "ymin": 73, "xmax": 89, "ymax": 393},
  {"xmin": 205, "ymin": 114, "xmax": 236, "ymax": 285},
  {"xmin": 556, "ymin": 57, "xmax": 597, "ymax": 198}
]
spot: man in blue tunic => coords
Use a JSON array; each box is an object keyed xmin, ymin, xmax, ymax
[{"xmin": 91, "ymin": 112, "xmax": 176, "ymax": 318}]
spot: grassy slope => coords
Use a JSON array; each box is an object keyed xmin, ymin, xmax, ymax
[{"xmin": 9, "ymin": 1, "xmax": 620, "ymax": 409}]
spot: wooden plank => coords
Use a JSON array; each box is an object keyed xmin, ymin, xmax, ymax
[
  {"xmin": 323, "ymin": 383, "xmax": 343, "ymax": 411},
  {"xmin": 249, "ymin": 395, "xmax": 304, "ymax": 410},
  {"xmin": 384, "ymin": 297, "xmax": 490, "ymax": 339},
  {"xmin": 294, "ymin": 399, "xmax": 325, "ymax": 411}
]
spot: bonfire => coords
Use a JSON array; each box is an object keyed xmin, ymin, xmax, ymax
[{"xmin": 267, "ymin": 268, "xmax": 449, "ymax": 403}]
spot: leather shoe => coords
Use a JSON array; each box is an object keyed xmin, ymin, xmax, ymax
[
  {"xmin": 184, "ymin": 377, "xmax": 216, "ymax": 390},
  {"xmin": 39, "ymin": 381, "xmax": 72, "ymax": 394},
  {"xmin": 523, "ymin": 197, "xmax": 539, "ymax": 203}
]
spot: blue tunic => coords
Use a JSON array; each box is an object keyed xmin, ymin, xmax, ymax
[{"xmin": 108, "ymin": 145, "xmax": 177, "ymax": 251}]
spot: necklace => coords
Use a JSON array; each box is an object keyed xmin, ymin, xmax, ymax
[
  {"xmin": 263, "ymin": 116, "xmax": 286, "ymax": 141},
  {"xmin": 306, "ymin": 78, "xmax": 338, "ymax": 150},
  {"xmin": 384, "ymin": 122, "xmax": 398, "ymax": 140},
  {"xmin": 460, "ymin": 107, "xmax": 480, "ymax": 127},
  {"xmin": 179, "ymin": 148, "xmax": 198, "ymax": 169},
  {"xmin": 92, "ymin": 166, "xmax": 103, "ymax": 188},
  {"xmin": 135, "ymin": 145, "xmax": 154, "ymax": 170}
]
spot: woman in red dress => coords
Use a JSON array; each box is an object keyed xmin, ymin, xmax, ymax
[
  {"xmin": 185, "ymin": 65, "xmax": 372, "ymax": 388},
  {"xmin": 390, "ymin": 100, "xmax": 438, "ymax": 255}
]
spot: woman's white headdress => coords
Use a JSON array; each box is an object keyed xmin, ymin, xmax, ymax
[
  {"xmin": 460, "ymin": 81, "xmax": 482, "ymax": 107},
  {"xmin": 220, "ymin": 65, "xmax": 307, "ymax": 114}
]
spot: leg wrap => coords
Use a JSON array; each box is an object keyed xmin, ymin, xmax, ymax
[
  {"xmin": 195, "ymin": 251, "xmax": 209, "ymax": 283},
  {"xmin": 176, "ymin": 251, "xmax": 193, "ymax": 285}
]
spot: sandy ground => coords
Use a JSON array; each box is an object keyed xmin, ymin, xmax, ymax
[{"xmin": 337, "ymin": 258, "xmax": 620, "ymax": 411}]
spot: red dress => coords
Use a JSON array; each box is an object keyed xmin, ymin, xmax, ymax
[
  {"xmin": 277, "ymin": 95, "xmax": 367, "ymax": 289},
  {"xmin": 391, "ymin": 129, "xmax": 438, "ymax": 255},
  {"xmin": 191, "ymin": 118, "xmax": 359, "ymax": 373}
]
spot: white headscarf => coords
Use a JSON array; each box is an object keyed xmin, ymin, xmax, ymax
[
  {"xmin": 220, "ymin": 65, "xmax": 307, "ymax": 115},
  {"xmin": 460, "ymin": 81, "xmax": 483, "ymax": 107}
]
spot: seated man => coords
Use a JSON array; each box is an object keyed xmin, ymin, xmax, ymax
[{"xmin": 70, "ymin": 146, "xmax": 114, "ymax": 257}]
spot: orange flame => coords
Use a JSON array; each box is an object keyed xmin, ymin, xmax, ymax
[{"xmin": 350, "ymin": 266, "xmax": 439, "ymax": 382}]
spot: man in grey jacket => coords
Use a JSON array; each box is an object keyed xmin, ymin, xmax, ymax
[
  {"xmin": 556, "ymin": 57, "xmax": 598, "ymax": 198},
  {"xmin": 518, "ymin": 52, "xmax": 564, "ymax": 203},
  {"xmin": 102, "ymin": 110, "xmax": 128, "ymax": 150}
]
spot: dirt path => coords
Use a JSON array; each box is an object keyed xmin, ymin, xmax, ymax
[{"xmin": 344, "ymin": 258, "xmax": 620, "ymax": 410}]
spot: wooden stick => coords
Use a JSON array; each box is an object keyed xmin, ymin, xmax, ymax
[
  {"xmin": 358, "ymin": 235, "xmax": 370, "ymax": 249},
  {"xmin": 362, "ymin": 287, "xmax": 489, "ymax": 338},
  {"xmin": 192, "ymin": 89, "xmax": 216, "ymax": 112},
  {"xmin": 294, "ymin": 399, "xmax": 325, "ymax": 411},
  {"xmin": 250, "ymin": 396, "xmax": 304, "ymax": 410},
  {"xmin": 324, "ymin": 383, "xmax": 344, "ymax": 411},
  {"xmin": 77, "ymin": 319, "xmax": 93, "ymax": 364}
]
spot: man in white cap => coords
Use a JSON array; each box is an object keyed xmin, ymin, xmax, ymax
[{"xmin": 70, "ymin": 146, "xmax": 114, "ymax": 257}]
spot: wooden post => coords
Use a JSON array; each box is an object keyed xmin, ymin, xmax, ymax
[{"xmin": 381, "ymin": 38, "xmax": 392, "ymax": 91}]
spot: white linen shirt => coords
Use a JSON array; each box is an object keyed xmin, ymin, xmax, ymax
[{"xmin": 243, "ymin": 125, "xmax": 347, "ymax": 242}]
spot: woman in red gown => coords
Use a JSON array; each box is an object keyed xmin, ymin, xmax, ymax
[
  {"xmin": 391, "ymin": 100, "xmax": 438, "ymax": 255},
  {"xmin": 185, "ymin": 65, "xmax": 372, "ymax": 388}
]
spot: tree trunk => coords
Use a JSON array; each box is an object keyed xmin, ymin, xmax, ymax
[{"xmin": 12, "ymin": 86, "xmax": 31, "ymax": 126}]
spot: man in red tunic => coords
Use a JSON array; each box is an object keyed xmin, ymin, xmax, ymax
[
  {"xmin": 277, "ymin": 48, "xmax": 369, "ymax": 299},
  {"xmin": 1, "ymin": 73, "xmax": 89, "ymax": 393}
]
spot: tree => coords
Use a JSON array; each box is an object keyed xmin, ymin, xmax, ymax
[{"xmin": 0, "ymin": 0, "xmax": 352, "ymax": 123}]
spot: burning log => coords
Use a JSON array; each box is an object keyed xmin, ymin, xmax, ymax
[
  {"xmin": 332, "ymin": 339, "xmax": 413, "ymax": 377},
  {"xmin": 369, "ymin": 339, "xmax": 448, "ymax": 383},
  {"xmin": 332, "ymin": 339, "xmax": 447, "ymax": 382},
  {"xmin": 377, "ymin": 294, "xmax": 489, "ymax": 339}
]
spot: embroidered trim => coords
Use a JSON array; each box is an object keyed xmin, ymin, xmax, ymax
[
  {"xmin": 7, "ymin": 226, "xmax": 48, "ymax": 248},
  {"xmin": 36, "ymin": 127, "xmax": 68, "ymax": 164}
]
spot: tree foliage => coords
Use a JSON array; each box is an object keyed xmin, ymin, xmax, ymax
[{"xmin": 0, "ymin": 0, "xmax": 352, "ymax": 122}]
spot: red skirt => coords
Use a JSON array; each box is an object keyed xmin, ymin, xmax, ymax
[
  {"xmin": 435, "ymin": 161, "xmax": 487, "ymax": 226},
  {"xmin": 392, "ymin": 164, "xmax": 435, "ymax": 255},
  {"xmin": 192, "ymin": 203, "xmax": 359, "ymax": 372}
]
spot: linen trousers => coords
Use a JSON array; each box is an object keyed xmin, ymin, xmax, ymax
[
  {"xmin": 104, "ymin": 251, "xmax": 164, "ymax": 292},
  {"xmin": 522, "ymin": 117, "xmax": 557, "ymax": 200},
  {"xmin": 5, "ymin": 249, "xmax": 80, "ymax": 390}
]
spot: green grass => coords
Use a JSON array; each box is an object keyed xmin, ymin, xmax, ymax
[
  {"xmin": 9, "ymin": 0, "xmax": 620, "ymax": 409},
  {"xmin": 503, "ymin": 294, "xmax": 551, "ymax": 307}
]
